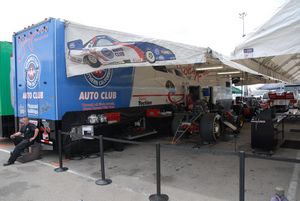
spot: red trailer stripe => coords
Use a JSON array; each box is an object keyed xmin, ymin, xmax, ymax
[{"xmin": 133, "ymin": 93, "xmax": 184, "ymax": 97}]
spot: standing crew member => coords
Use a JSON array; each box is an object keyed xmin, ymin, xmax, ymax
[{"xmin": 3, "ymin": 117, "xmax": 39, "ymax": 166}]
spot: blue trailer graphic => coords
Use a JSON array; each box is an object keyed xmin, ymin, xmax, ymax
[
  {"xmin": 13, "ymin": 18, "xmax": 177, "ymax": 153},
  {"xmin": 14, "ymin": 19, "xmax": 134, "ymax": 121},
  {"xmin": 14, "ymin": 18, "xmax": 231, "ymax": 157}
]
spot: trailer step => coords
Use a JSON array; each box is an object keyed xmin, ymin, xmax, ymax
[{"xmin": 123, "ymin": 130, "xmax": 157, "ymax": 140}]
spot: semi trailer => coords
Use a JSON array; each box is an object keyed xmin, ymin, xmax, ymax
[
  {"xmin": 12, "ymin": 18, "xmax": 237, "ymax": 155},
  {"xmin": 0, "ymin": 41, "xmax": 15, "ymax": 137}
]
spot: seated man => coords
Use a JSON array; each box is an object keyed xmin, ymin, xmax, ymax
[{"xmin": 3, "ymin": 117, "xmax": 39, "ymax": 166}]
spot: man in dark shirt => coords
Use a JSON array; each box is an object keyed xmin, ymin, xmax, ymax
[{"xmin": 3, "ymin": 117, "xmax": 39, "ymax": 166}]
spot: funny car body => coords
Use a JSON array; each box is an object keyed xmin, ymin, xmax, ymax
[{"xmin": 67, "ymin": 35, "xmax": 176, "ymax": 68}]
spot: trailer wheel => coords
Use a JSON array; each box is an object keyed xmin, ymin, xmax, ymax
[
  {"xmin": 171, "ymin": 113, "xmax": 186, "ymax": 135},
  {"xmin": 199, "ymin": 113, "xmax": 221, "ymax": 142},
  {"xmin": 145, "ymin": 50, "xmax": 156, "ymax": 63},
  {"xmin": 85, "ymin": 55, "xmax": 101, "ymax": 68}
]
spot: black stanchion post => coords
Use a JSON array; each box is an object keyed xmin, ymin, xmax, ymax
[
  {"xmin": 54, "ymin": 130, "xmax": 68, "ymax": 172},
  {"xmin": 95, "ymin": 135, "xmax": 112, "ymax": 185},
  {"xmin": 282, "ymin": 118, "xmax": 284, "ymax": 140},
  {"xmin": 239, "ymin": 151, "xmax": 245, "ymax": 201},
  {"xmin": 149, "ymin": 143, "xmax": 169, "ymax": 201}
]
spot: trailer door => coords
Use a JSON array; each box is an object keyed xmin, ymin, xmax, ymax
[{"xmin": 14, "ymin": 19, "xmax": 56, "ymax": 120}]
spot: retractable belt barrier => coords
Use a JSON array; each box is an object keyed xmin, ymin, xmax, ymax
[{"xmin": 54, "ymin": 131, "xmax": 300, "ymax": 201}]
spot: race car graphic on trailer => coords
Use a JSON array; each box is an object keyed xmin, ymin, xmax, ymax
[{"xmin": 67, "ymin": 35, "xmax": 176, "ymax": 68}]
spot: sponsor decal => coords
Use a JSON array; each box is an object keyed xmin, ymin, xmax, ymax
[
  {"xmin": 138, "ymin": 97, "xmax": 152, "ymax": 106},
  {"xmin": 17, "ymin": 26, "xmax": 49, "ymax": 63},
  {"xmin": 81, "ymin": 102, "xmax": 116, "ymax": 110},
  {"xmin": 19, "ymin": 105, "xmax": 26, "ymax": 115},
  {"xmin": 165, "ymin": 80, "xmax": 184, "ymax": 104},
  {"xmin": 84, "ymin": 69, "xmax": 113, "ymax": 88},
  {"xmin": 176, "ymin": 65, "xmax": 209, "ymax": 82},
  {"xmin": 243, "ymin": 48, "xmax": 254, "ymax": 58},
  {"xmin": 22, "ymin": 91, "xmax": 44, "ymax": 99},
  {"xmin": 24, "ymin": 54, "xmax": 40, "ymax": 89},
  {"xmin": 27, "ymin": 104, "xmax": 39, "ymax": 115},
  {"xmin": 112, "ymin": 48, "xmax": 125, "ymax": 57},
  {"xmin": 101, "ymin": 48, "xmax": 114, "ymax": 59}
]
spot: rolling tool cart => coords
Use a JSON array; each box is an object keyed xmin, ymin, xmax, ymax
[{"xmin": 251, "ymin": 109, "xmax": 285, "ymax": 152}]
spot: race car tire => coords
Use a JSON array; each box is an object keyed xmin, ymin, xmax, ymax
[
  {"xmin": 199, "ymin": 113, "xmax": 221, "ymax": 142},
  {"xmin": 85, "ymin": 55, "xmax": 101, "ymax": 68},
  {"xmin": 145, "ymin": 50, "xmax": 156, "ymax": 63}
]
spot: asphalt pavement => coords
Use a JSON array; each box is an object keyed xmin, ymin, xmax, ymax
[{"xmin": 0, "ymin": 122, "xmax": 299, "ymax": 201}]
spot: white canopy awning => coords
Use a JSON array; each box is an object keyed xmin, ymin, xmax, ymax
[
  {"xmin": 232, "ymin": 0, "xmax": 300, "ymax": 83},
  {"xmin": 65, "ymin": 21, "xmax": 262, "ymax": 86}
]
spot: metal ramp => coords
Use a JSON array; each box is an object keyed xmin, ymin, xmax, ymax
[{"xmin": 171, "ymin": 113, "xmax": 201, "ymax": 144}]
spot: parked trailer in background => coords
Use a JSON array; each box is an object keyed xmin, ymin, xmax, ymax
[
  {"xmin": 13, "ymin": 18, "xmax": 233, "ymax": 156},
  {"xmin": 0, "ymin": 42, "xmax": 15, "ymax": 137}
]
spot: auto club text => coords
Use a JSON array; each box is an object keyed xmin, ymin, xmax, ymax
[{"xmin": 79, "ymin": 91, "xmax": 117, "ymax": 100}]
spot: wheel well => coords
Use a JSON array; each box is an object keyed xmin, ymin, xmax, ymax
[{"xmin": 83, "ymin": 55, "xmax": 88, "ymax": 63}]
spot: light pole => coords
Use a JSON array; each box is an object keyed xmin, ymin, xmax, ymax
[{"xmin": 239, "ymin": 12, "xmax": 247, "ymax": 37}]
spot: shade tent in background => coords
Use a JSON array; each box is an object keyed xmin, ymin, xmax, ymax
[{"xmin": 232, "ymin": 0, "xmax": 300, "ymax": 84}]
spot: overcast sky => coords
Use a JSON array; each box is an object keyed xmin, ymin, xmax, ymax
[{"xmin": 0, "ymin": 0, "xmax": 286, "ymax": 56}]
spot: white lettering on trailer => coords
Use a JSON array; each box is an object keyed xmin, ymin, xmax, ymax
[
  {"xmin": 91, "ymin": 79, "xmax": 98, "ymax": 86},
  {"xmin": 27, "ymin": 104, "xmax": 39, "ymax": 115},
  {"xmin": 101, "ymin": 92, "xmax": 116, "ymax": 100},
  {"xmin": 23, "ymin": 92, "xmax": 32, "ymax": 99},
  {"xmin": 79, "ymin": 92, "xmax": 99, "ymax": 100},
  {"xmin": 22, "ymin": 92, "xmax": 44, "ymax": 99},
  {"xmin": 33, "ymin": 92, "xmax": 44, "ymax": 99},
  {"xmin": 79, "ymin": 91, "xmax": 117, "ymax": 100}
]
